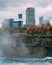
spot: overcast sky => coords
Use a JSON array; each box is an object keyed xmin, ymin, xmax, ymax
[{"xmin": 0, "ymin": 0, "xmax": 52, "ymax": 27}]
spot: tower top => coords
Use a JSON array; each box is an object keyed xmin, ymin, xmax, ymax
[{"xmin": 26, "ymin": 7, "xmax": 34, "ymax": 10}]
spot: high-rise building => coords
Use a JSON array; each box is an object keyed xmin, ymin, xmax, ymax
[
  {"xmin": 44, "ymin": 19, "xmax": 50, "ymax": 25},
  {"xmin": 26, "ymin": 7, "xmax": 35, "ymax": 27},
  {"xmin": 39, "ymin": 16, "xmax": 50, "ymax": 26},
  {"xmin": 39, "ymin": 16, "xmax": 43, "ymax": 26}
]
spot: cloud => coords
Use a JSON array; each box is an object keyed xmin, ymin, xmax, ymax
[
  {"xmin": 0, "ymin": 0, "xmax": 52, "ymax": 10},
  {"xmin": 0, "ymin": 0, "xmax": 52, "ymax": 27},
  {"xmin": 36, "ymin": 3, "xmax": 52, "ymax": 24}
]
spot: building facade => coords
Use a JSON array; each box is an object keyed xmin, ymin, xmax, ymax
[
  {"xmin": 26, "ymin": 7, "xmax": 35, "ymax": 27},
  {"xmin": 2, "ymin": 19, "xmax": 10, "ymax": 28},
  {"xmin": 18, "ymin": 14, "xmax": 22, "ymax": 19},
  {"xmin": 2, "ymin": 18, "xmax": 14, "ymax": 28},
  {"xmin": 12, "ymin": 21, "xmax": 18, "ymax": 27},
  {"xmin": 44, "ymin": 19, "xmax": 50, "ymax": 25},
  {"xmin": 39, "ymin": 16, "xmax": 43, "ymax": 26},
  {"xmin": 39, "ymin": 16, "xmax": 50, "ymax": 26},
  {"xmin": 9, "ymin": 18, "xmax": 14, "ymax": 28},
  {"xmin": 13, "ymin": 21, "xmax": 23, "ymax": 27},
  {"xmin": 2, "ymin": 14, "xmax": 23, "ymax": 28}
]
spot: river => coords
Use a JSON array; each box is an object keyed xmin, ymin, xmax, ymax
[{"xmin": 0, "ymin": 58, "xmax": 52, "ymax": 65}]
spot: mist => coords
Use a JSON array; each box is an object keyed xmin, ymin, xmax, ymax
[{"xmin": 0, "ymin": 30, "xmax": 30, "ymax": 58}]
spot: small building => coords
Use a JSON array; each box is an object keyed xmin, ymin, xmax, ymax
[
  {"xmin": 12, "ymin": 21, "xmax": 18, "ymax": 27},
  {"xmin": 2, "ymin": 18, "xmax": 14, "ymax": 28},
  {"xmin": 12, "ymin": 20, "xmax": 23, "ymax": 27}
]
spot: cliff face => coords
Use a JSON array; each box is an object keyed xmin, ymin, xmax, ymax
[
  {"xmin": 3, "ymin": 34, "xmax": 52, "ymax": 58},
  {"xmin": 24, "ymin": 36, "xmax": 52, "ymax": 58},
  {"xmin": 0, "ymin": 31, "xmax": 52, "ymax": 58}
]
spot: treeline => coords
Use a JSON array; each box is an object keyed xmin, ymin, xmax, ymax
[
  {"xmin": 0, "ymin": 23, "xmax": 52, "ymax": 35},
  {"xmin": 26, "ymin": 23, "xmax": 52, "ymax": 35}
]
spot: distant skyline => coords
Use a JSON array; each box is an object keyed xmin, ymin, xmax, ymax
[{"xmin": 0, "ymin": 0, "xmax": 52, "ymax": 27}]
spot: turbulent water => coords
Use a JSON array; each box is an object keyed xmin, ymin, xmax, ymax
[{"xmin": 0, "ymin": 58, "xmax": 52, "ymax": 65}]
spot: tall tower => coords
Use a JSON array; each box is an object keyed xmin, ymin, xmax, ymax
[
  {"xmin": 26, "ymin": 7, "xmax": 35, "ymax": 27},
  {"xmin": 39, "ymin": 16, "xmax": 43, "ymax": 26}
]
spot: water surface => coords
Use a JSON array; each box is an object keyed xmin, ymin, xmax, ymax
[{"xmin": 0, "ymin": 58, "xmax": 52, "ymax": 65}]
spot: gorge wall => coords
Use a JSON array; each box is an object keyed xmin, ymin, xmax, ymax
[{"xmin": 0, "ymin": 30, "xmax": 52, "ymax": 58}]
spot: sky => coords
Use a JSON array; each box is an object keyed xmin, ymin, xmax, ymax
[{"xmin": 0, "ymin": 0, "xmax": 52, "ymax": 27}]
